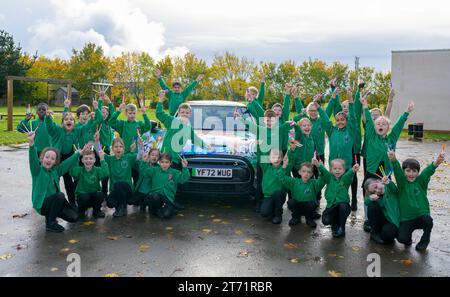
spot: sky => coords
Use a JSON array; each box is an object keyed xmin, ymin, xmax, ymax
[{"xmin": 1, "ymin": 0, "xmax": 450, "ymax": 71}]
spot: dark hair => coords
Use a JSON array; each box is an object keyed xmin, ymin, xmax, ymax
[
  {"xmin": 172, "ymin": 82, "xmax": 182, "ymax": 88},
  {"xmin": 39, "ymin": 147, "xmax": 61, "ymax": 165},
  {"xmin": 81, "ymin": 149, "xmax": 96, "ymax": 157},
  {"xmin": 159, "ymin": 153, "xmax": 172, "ymax": 162},
  {"xmin": 37, "ymin": 103, "xmax": 48, "ymax": 109},
  {"xmin": 148, "ymin": 148, "xmax": 160, "ymax": 155},
  {"xmin": 76, "ymin": 105, "xmax": 91, "ymax": 118},
  {"xmin": 402, "ymin": 158, "xmax": 420, "ymax": 172}
]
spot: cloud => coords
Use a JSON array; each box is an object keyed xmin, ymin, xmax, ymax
[{"xmin": 27, "ymin": 0, "xmax": 188, "ymax": 60}]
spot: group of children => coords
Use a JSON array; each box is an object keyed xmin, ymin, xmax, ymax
[{"xmin": 20, "ymin": 70, "xmax": 446, "ymax": 251}]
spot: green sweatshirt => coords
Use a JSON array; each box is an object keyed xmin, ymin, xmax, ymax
[
  {"xmin": 104, "ymin": 153, "xmax": 137, "ymax": 191},
  {"xmin": 392, "ymin": 160, "xmax": 436, "ymax": 222},
  {"xmin": 17, "ymin": 117, "xmax": 50, "ymax": 152},
  {"xmin": 29, "ymin": 144, "xmax": 80, "ymax": 214},
  {"xmin": 277, "ymin": 172, "xmax": 325, "ymax": 202},
  {"xmin": 70, "ymin": 160, "xmax": 109, "ymax": 195},
  {"xmin": 96, "ymin": 100, "xmax": 114, "ymax": 149},
  {"xmin": 109, "ymin": 110, "xmax": 154, "ymax": 154},
  {"xmin": 363, "ymin": 108, "xmax": 409, "ymax": 174},
  {"xmin": 319, "ymin": 164, "xmax": 354, "ymax": 208},
  {"xmin": 246, "ymin": 82, "xmax": 265, "ymax": 118},
  {"xmin": 141, "ymin": 166, "xmax": 190, "ymax": 203},
  {"xmin": 318, "ymin": 103, "xmax": 356, "ymax": 170},
  {"xmin": 334, "ymin": 88, "xmax": 362, "ymax": 154},
  {"xmin": 159, "ymin": 77, "xmax": 199, "ymax": 116},
  {"xmin": 45, "ymin": 116, "xmax": 82, "ymax": 155},
  {"xmin": 156, "ymin": 102, "xmax": 206, "ymax": 164},
  {"xmin": 292, "ymin": 126, "xmax": 315, "ymax": 170},
  {"xmin": 364, "ymin": 181, "xmax": 400, "ymax": 227},
  {"xmin": 259, "ymin": 150, "xmax": 294, "ymax": 198},
  {"xmin": 77, "ymin": 107, "xmax": 103, "ymax": 147},
  {"xmin": 134, "ymin": 161, "xmax": 159, "ymax": 194}
]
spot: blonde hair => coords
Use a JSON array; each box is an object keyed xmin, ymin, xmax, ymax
[
  {"xmin": 306, "ymin": 102, "xmax": 317, "ymax": 113},
  {"xmin": 125, "ymin": 104, "xmax": 137, "ymax": 112},
  {"xmin": 61, "ymin": 112, "xmax": 75, "ymax": 124},
  {"xmin": 178, "ymin": 103, "xmax": 192, "ymax": 111},
  {"xmin": 269, "ymin": 148, "xmax": 283, "ymax": 158},
  {"xmin": 375, "ymin": 116, "xmax": 391, "ymax": 127},
  {"xmin": 112, "ymin": 137, "xmax": 124, "ymax": 147},
  {"xmin": 248, "ymin": 86, "xmax": 259, "ymax": 97},
  {"xmin": 331, "ymin": 159, "xmax": 346, "ymax": 168},
  {"xmin": 299, "ymin": 118, "xmax": 312, "ymax": 126}
]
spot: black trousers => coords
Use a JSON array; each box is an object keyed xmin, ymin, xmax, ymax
[
  {"xmin": 398, "ymin": 215, "xmax": 433, "ymax": 245},
  {"xmin": 287, "ymin": 199, "xmax": 316, "ymax": 220},
  {"xmin": 40, "ymin": 192, "xmax": 78, "ymax": 224},
  {"xmin": 322, "ymin": 203, "xmax": 351, "ymax": 231},
  {"xmin": 128, "ymin": 192, "xmax": 148, "ymax": 206},
  {"xmin": 367, "ymin": 202, "xmax": 398, "ymax": 243},
  {"xmin": 61, "ymin": 153, "xmax": 77, "ymax": 205},
  {"xmin": 148, "ymin": 193, "xmax": 176, "ymax": 219},
  {"xmin": 76, "ymin": 192, "xmax": 105, "ymax": 212},
  {"xmin": 106, "ymin": 182, "xmax": 132, "ymax": 209},
  {"xmin": 313, "ymin": 153, "xmax": 325, "ymax": 201},
  {"xmin": 255, "ymin": 163, "xmax": 264, "ymax": 206},
  {"xmin": 287, "ymin": 168, "xmax": 300, "ymax": 201},
  {"xmin": 260, "ymin": 191, "xmax": 286, "ymax": 219},
  {"xmin": 351, "ymin": 151, "xmax": 360, "ymax": 209},
  {"xmin": 101, "ymin": 148, "xmax": 110, "ymax": 194}
]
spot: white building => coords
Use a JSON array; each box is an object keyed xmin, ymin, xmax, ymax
[{"xmin": 391, "ymin": 49, "xmax": 450, "ymax": 132}]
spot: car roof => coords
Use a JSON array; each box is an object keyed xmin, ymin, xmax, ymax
[{"xmin": 187, "ymin": 100, "xmax": 246, "ymax": 107}]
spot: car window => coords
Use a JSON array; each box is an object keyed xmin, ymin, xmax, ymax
[{"xmin": 188, "ymin": 105, "xmax": 254, "ymax": 131}]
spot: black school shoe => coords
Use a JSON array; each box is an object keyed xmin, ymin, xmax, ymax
[
  {"xmin": 363, "ymin": 221, "xmax": 371, "ymax": 232},
  {"xmin": 313, "ymin": 212, "xmax": 321, "ymax": 220},
  {"xmin": 415, "ymin": 237, "xmax": 430, "ymax": 251},
  {"xmin": 288, "ymin": 218, "xmax": 301, "ymax": 226},
  {"xmin": 113, "ymin": 205, "xmax": 127, "ymax": 217},
  {"xmin": 46, "ymin": 221, "xmax": 65, "ymax": 233},
  {"xmin": 254, "ymin": 201, "xmax": 262, "ymax": 213},
  {"xmin": 370, "ymin": 233, "xmax": 385, "ymax": 245},
  {"xmin": 333, "ymin": 227, "xmax": 345, "ymax": 238},
  {"xmin": 272, "ymin": 216, "xmax": 282, "ymax": 224}
]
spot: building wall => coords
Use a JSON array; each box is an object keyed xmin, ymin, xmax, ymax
[{"xmin": 391, "ymin": 49, "xmax": 450, "ymax": 131}]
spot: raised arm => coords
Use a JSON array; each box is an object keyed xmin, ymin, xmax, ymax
[
  {"xmin": 389, "ymin": 102, "xmax": 413, "ymax": 143},
  {"xmin": 281, "ymin": 94, "xmax": 291, "ymax": 122},
  {"xmin": 56, "ymin": 151, "xmax": 81, "ymax": 177},
  {"xmin": 156, "ymin": 100, "xmax": 173, "ymax": 128},
  {"xmin": 28, "ymin": 133, "xmax": 40, "ymax": 177},
  {"xmin": 317, "ymin": 105, "xmax": 333, "ymax": 137},
  {"xmin": 181, "ymin": 79, "xmax": 199, "ymax": 98},
  {"xmin": 256, "ymin": 80, "xmax": 265, "ymax": 106},
  {"xmin": 384, "ymin": 88, "xmax": 395, "ymax": 118}
]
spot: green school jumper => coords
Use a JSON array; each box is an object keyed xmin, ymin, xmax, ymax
[
  {"xmin": 134, "ymin": 161, "xmax": 159, "ymax": 194},
  {"xmin": 260, "ymin": 154, "xmax": 294, "ymax": 199},
  {"xmin": 364, "ymin": 181, "xmax": 400, "ymax": 227},
  {"xmin": 318, "ymin": 103, "xmax": 357, "ymax": 170},
  {"xmin": 97, "ymin": 100, "xmax": 114, "ymax": 149},
  {"xmin": 156, "ymin": 102, "xmax": 206, "ymax": 164},
  {"xmin": 277, "ymin": 172, "xmax": 325, "ymax": 202},
  {"xmin": 76, "ymin": 107, "xmax": 103, "ymax": 148},
  {"xmin": 246, "ymin": 82, "xmax": 265, "ymax": 118},
  {"xmin": 363, "ymin": 108, "xmax": 409, "ymax": 174},
  {"xmin": 28, "ymin": 145, "xmax": 80, "ymax": 214},
  {"xmin": 392, "ymin": 160, "xmax": 436, "ymax": 222},
  {"xmin": 45, "ymin": 116, "xmax": 82, "ymax": 155},
  {"xmin": 319, "ymin": 164, "xmax": 354, "ymax": 208},
  {"xmin": 292, "ymin": 126, "xmax": 315, "ymax": 170},
  {"xmin": 70, "ymin": 160, "xmax": 109, "ymax": 196},
  {"xmin": 104, "ymin": 154, "xmax": 137, "ymax": 192},
  {"xmin": 141, "ymin": 166, "xmax": 190, "ymax": 203},
  {"xmin": 159, "ymin": 78, "xmax": 199, "ymax": 116},
  {"xmin": 17, "ymin": 117, "xmax": 51, "ymax": 152}
]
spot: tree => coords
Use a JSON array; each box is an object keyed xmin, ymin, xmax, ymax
[{"xmin": 0, "ymin": 30, "xmax": 32, "ymax": 98}]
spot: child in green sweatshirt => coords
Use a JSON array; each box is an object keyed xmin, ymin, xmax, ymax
[
  {"xmin": 389, "ymin": 149, "xmax": 445, "ymax": 251},
  {"xmin": 155, "ymin": 68, "xmax": 204, "ymax": 116},
  {"xmin": 156, "ymin": 90, "xmax": 208, "ymax": 168},
  {"xmin": 277, "ymin": 160, "xmax": 325, "ymax": 228},
  {"xmin": 364, "ymin": 177, "xmax": 400, "ymax": 244},
  {"xmin": 70, "ymin": 149, "xmax": 109, "ymax": 220},
  {"xmin": 104, "ymin": 137, "xmax": 138, "ymax": 217},
  {"xmin": 244, "ymin": 74, "xmax": 266, "ymax": 119},
  {"xmin": 97, "ymin": 94, "xmax": 115, "ymax": 193},
  {"xmin": 17, "ymin": 102, "xmax": 51, "ymax": 155},
  {"xmin": 314, "ymin": 158, "xmax": 360, "ymax": 238},
  {"xmin": 27, "ymin": 131, "xmax": 85, "ymax": 233},
  {"xmin": 141, "ymin": 153, "xmax": 190, "ymax": 219}
]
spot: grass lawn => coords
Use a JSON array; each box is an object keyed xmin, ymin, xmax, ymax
[{"xmin": 1, "ymin": 106, "xmax": 449, "ymax": 145}]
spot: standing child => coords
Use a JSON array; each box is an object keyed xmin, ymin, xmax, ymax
[
  {"xmin": 155, "ymin": 68, "xmax": 204, "ymax": 116},
  {"xmin": 364, "ymin": 177, "xmax": 400, "ymax": 244},
  {"xmin": 143, "ymin": 153, "xmax": 190, "ymax": 219},
  {"xmin": 277, "ymin": 160, "xmax": 325, "ymax": 227},
  {"xmin": 70, "ymin": 148, "xmax": 109, "ymax": 219},
  {"xmin": 17, "ymin": 103, "xmax": 51, "ymax": 156},
  {"xmin": 314, "ymin": 158, "xmax": 360, "ymax": 238},
  {"xmin": 27, "ymin": 132, "xmax": 86, "ymax": 232},
  {"xmin": 389, "ymin": 149, "xmax": 445, "ymax": 251},
  {"xmin": 97, "ymin": 93, "xmax": 115, "ymax": 193},
  {"xmin": 104, "ymin": 138, "xmax": 137, "ymax": 217}
]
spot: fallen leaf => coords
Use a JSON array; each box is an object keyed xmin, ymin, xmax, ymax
[
  {"xmin": 212, "ymin": 219, "xmax": 222, "ymax": 223},
  {"xmin": 50, "ymin": 267, "xmax": 59, "ymax": 272},
  {"xmin": 289, "ymin": 258, "xmax": 300, "ymax": 264},
  {"xmin": 107, "ymin": 236, "xmax": 119, "ymax": 241},
  {"xmin": 104, "ymin": 273, "xmax": 119, "ymax": 277},
  {"xmin": 198, "ymin": 214, "xmax": 205, "ymax": 217},
  {"xmin": 138, "ymin": 244, "xmax": 150, "ymax": 253},
  {"xmin": 60, "ymin": 248, "xmax": 70, "ymax": 253},
  {"xmin": 177, "ymin": 214, "xmax": 184, "ymax": 217},
  {"xmin": 284, "ymin": 243, "xmax": 298, "ymax": 249},
  {"xmin": 328, "ymin": 270, "xmax": 342, "ymax": 277},
  {"xmin": 0, "ymin": 253, "xmax": 14, "ymax": 260},
  {"xmin": 400, "ymin": 259, "xmax": 413, "ymax": 266},
  {"xmin": 238, "ymin": 250, "xmax": 250, "ymax": 257},
  {"xmin": 351, "ymin": 246, "xmax": 360, "ymax": 252},
  {"xmin": 165, "ymin": 227, "xmax": 173, "ymax": 231},
  {"xmin": 12, "ymin": 213, "xmax": 28, "ymax": 219},
  {"xmin": 221, "ymin": 221, "xmax": 230, "ymax": 225},
  {"xmin": 244, "ymin": 239, "xmax": 255, "ymax": 244},
  {"xmin": 68, "ymin": 239, "xmax": 78, "ymax": 244},
  {"xmin": 328, "ymin": 253, "xmax": 337, "ymax": 257},
  {"xmin": 234, "ymin": 229, "xmax": 243, "ymax": 236},
  {"xmin": 223, "ymin": 205, "xmax": 232, "ymax": 209},
  {"xmin": 82, "ymin": 221, "xmax": 96, "ymax": 226},
  {"xmin": 201, "ymin": 229, "xmax": 212, "ymax": 234}
]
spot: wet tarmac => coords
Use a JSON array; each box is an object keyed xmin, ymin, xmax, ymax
[{"xmin": 0, "ymin": 140, "xmax": 449, "ymax": 277}]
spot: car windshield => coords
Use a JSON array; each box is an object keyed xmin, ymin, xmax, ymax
[{"xmin": 188, "ymin": 105, "xmax": 253, "ymax": 131}]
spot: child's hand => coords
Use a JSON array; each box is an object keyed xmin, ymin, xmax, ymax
[
  {"xmin": 359, "ymin": 94, "xmax": 368, "ymax": 107},
  {"xmin": 381, "ymin": 175, "xmax": 389, "ymax": 184},
  {"xmin": 181, "ymin": 157, "xmax": 188, "ymax": 168},
  {"xmin": 233, "ymin": 110, "xmax": 241, "ymax": 119},
  {"xmin": 119, "ymin": 103, "xmax": 126, "ymax": 111},
  {"xmin": 27, "ymin": 131, "xmax": 36, "ymax": 146},
  {"xmin": 347, "ymin": 87, "xmax": 353, "ymax": 103},
  {"xmin": 311, "ymin": 157, "xmax": 320, "ymax": 167},
  {"xmin": 284, "ymin": 83, "xmax": 292, "ymax": 94},
  {"xmin": 282, "ymin": 153, "xmax": 289, "ymax": 168},
  {"xmin": 99, "ymin": 91, "xmax": 105, "ymax": 100},
  {"xmin": 330, "ymin": 78, "xmax": 337, "ymax": 88},
  {"xmin": 289, "ymin": 140, "xmax": 298, "ymax": 151},
  {"xmin": 94, "ymin": 131, "xmax": 100, "ymax": 143},
  {"xmin": 260, "ymin": 71, "xmax": 266, "ymax": 83},
  {"xmin": 387, "ymin": 150, "xmax": 396, "ymax": 161},
  {"xmin": 130, "ymin": 142, "xmax": 136, "ymax": 153},
  {"xmin": 26, "ymin": 112, "xmax": 33, "ymax": 120},
  {"xmin": 358, "ymin": 79, "xmax": 365, "ymax": 89},
  {"xmin": 313, "ymin": 94, "xmax": 322, "ymax": 104},
  {"xmin": 158, "ymin": 90, "xmax": 166, "ymax": 102},
  {"xmin": 140, "ymin": 100, "xmax": 147, "ymax": 114},
  {"xmin": 388, "ymin": 88, "xmax": 395, "ymax": 101},
  {"xmin": 98, "ymin": 149, "xmax": 105, "ymax": 161},
  {"xmin": 406, "ymin": 101, "xmax": 415, "ymax": 113},
  {"xmin": 352, "ymin": 163, "xmax": 360, "ymax": 172},
  {"xmin": 331, "ymin": 87, "xmax": 340, "ymax": 98},
  {"xmin": 196, "ymin": 74, "xmax": 204, "ymax": 82},
  {"xmin": 64, "ymin": 98, "xmax": 71, "ymax": 108},
  {"xmin": 46, "ymin": 110, "xmax": 54, "ymax": 117},
  {"xmin": 434, "ymin": 150, "xmax": 445, "ymax": 167},
  {"xmin": 79, "ymin": 142, "xmax": 92, "ymax": 155},
  {"xmin": 89, "ymin": 112, "xmax": 95, "ymax": 120},
  {"xmin": 369, "ymin": 194, "xmax": 379, "ymax": 202},
  {"xmin": 154, "ymin": 68, "xmax": 161, "ymax": 78}
]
